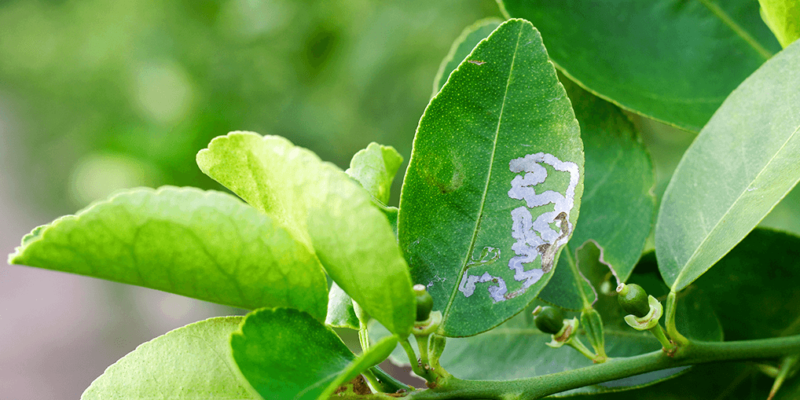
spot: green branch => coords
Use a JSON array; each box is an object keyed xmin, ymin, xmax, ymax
[{"xmin": 403, "ymin": 334, "xmax": 800, "ymax": 400}]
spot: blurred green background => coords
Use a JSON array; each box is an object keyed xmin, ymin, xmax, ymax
[{"xmin": 1, "ymin": 0, "xmax": 799, "ymax": 399}]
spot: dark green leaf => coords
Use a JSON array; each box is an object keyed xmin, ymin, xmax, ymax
[
  {"xmin": 345, "ymin": 142, "xmax": 403, "ymax": 205},
  {"xmin": 655, "ymin": 41, "xmax": 800, "ymax": 291},
  {"xmin": 399, "ymin": 19, "xmax": 584, "ymax": 337},
  {"xmin": 499, "ymin": 0, "xmax": 781, "ymax": 131},
  {"xmin": 539, "ymin": 79, "xmax": 655, "ymax": 310},
  {"xmin": 433, "ymin": 18, "xmax": 502, "ymax": 95},
  {"xmin": 8, "ymin": 187, "xmax": 328, "ymax": 320},
  {"xmin": 197, "ymin": 132, "xmax": 415, "ymax": 336},
  {"xmin": 326, "ymin": 282, "xmax": 359, "ymax": 330},
  {"xmin": 693, "ymin": 228, "xmax": 800, "ymax": 340},
  {"xmin": 567, "ymin": 363, "xmax": 772, "ymax": 400},
  {"xmin": 82, "ymin": 317, "xmax": 255, "ymax": 400}
]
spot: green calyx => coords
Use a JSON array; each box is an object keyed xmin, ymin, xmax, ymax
[
  {"xmin": 533, "ymin": 306, "xmax": 565, "ymax": 335},
  {"xmin": 414, "ymin": 284, "xmax": 434, "ymax": 322},
  {"xmin": 546, "ymin": 317, "xmax": 580, "ymax": 349},
  {"xmin": 617, "ymin": 283, "xmax": 651, "ymax": 318},
  {"xmin": 623, "ymin": 295, "xmax": 664, "ymax": 331}
]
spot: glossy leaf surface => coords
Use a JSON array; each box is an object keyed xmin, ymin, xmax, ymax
[
  {"xmin": 656, "ymin": 41, "xmax": 800, "ymax": 291},
  {"xmin": 433, "ymin": 18, "xmax": 502, "ymax": 95},
  {"xmin": 500, "ymin": 0, "xmax": 781, "ymax": 131},
  {"xmin": 345, "ymin": 142, "xmax": 403, "ymax": 204},
  {"xmin": 8, "ymin": 187, "xmax": 328, "ymax": 320},
  {"xmin": 538, "ymin": 80, "xmax": 655, "ymax": 310},
  {"xmin": 231, "ymin": 308, "xmax": 355, "ymax": 400},
  {"xmin": 198, "ymin": 132, "xmax": 415, "ymax": 336},
  {"xmin": 433, "ymin": 20, "xmax": 652, "ymax": 313},
  {"xmin": 399, "ymin": 19, "xmax": 584, "ymax": 337},
  {"xmin": 82, "ymin": 317, "xmax": 254, "ymax": 400},
  {"xmin": 760, "ymin": 0, "xmax": 800, "ymax": 48}
]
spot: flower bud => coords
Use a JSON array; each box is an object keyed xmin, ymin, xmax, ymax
[{"xmin": 533, "ymin": 305, "xmax": 564, "ymax": 335}]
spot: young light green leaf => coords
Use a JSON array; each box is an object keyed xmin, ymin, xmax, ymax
[
  {"xmin": 499, "ymin": 0, "xmax": 781, "ymax": 132},
  {"xmin": 655, "ymin": 41, "xmax": 800, "ymax": 292},
  {"xmin": 433, "ymin": 18, "xmax": 502, "ymax": 95},
  {"xmin": 345, "ymin": 142, "xmax": 403, "ymax": 205},
  {"xmin": 760, "ymin": 0, "xmax": 800, "ymax": 48},
  {"xmin": 197, "ymin": 133, "xmax": 415, "ymax": 336},
  {"xmin": 399, "ymin": 19, "xmax": 584, "ymax": 337},
  {"xmin": 539, "ymin": 80, "xmax": 655, "ymax": 310},
  {"xmin": 8, "ymin": 187, "xmax": 328, "ymax": 320},
  {"xmin": 326, "ymin": 282, "xmax": 360, "ymax": 330},
  {"xmin": 82, "ymin": 317, "xmax": 255, "ymax": 400},
  {"xmin": 231, "ymin": 308, "xmax": 396, "ymax": 400}
]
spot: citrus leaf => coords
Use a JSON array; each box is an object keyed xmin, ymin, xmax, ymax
[
  {"xmin": 325, "ymin": 282, "xmax": 359, "ymax": 330},
  {"xmin": 231, "ymin": 308, "xmax": 396, "ymax": 400},
  {"xmin": 655, "ymin": 41, "xmax": 800, "ymax": 291},
  {"xmin": 317, "ymin": 336, "xmax": 399, "ymax": 400},
  {"xmin": 82, "ymin": 317, "xmax": 255, "ymax": 400},
  {"xmin": 499, "ymin": 0, "xmax": 781, "ymax": 132},
  {"xmin": 8, "ymin": 187, "xmax": 327, "ymax": 320},
  {"xmin": 434, "ymin": 21, "xmax": 654, "ymax": 312},
  {"xmin": 197, "ymin": 132, "xmax": 415, "ymax": 336},
  {"xmin": 433, "ymin": 18, "xmax": 502, "ymax": 95},
  {"xmin": 564, "ymin": 363, "xmax": 772, "ymax": 400},
  {"xmin": 231, "ymin": 308, "xmax": 354, "ymax": 400},
  {"xmin": 693, "ymin": 228, "xmax": 800, "ymax": 340},
  {"xmin": 760, "ymin": 0, "xmax": 800, "ymax": 48},
  {"xmin": 538, "ymin": 79, "xmax": 655, "ymax": 310},
  {"xmin": 399, "ymin": 19, "xmax": 584, "ymax": 337},
  {"xmin": 345, "ymin": 142, "xmax": 403, "ymax": 205}
]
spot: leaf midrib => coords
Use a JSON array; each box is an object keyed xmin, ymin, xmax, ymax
[
  {"xmin": 697, "ymin": 0, "xmax": 773, "ymax": 60},
  {"xmin": 442, "ymin": 23, "xmax": 526, "ymax": 324},
  {"xmin": 671, "ymin": 123, "xmax": 800, "ymax": 290}
]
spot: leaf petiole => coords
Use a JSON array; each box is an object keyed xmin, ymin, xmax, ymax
[
  {"xmin": 567, "ymin": 337, "xmax": 597, "ymax": 361},
  {"xmin": 665, "ymin": 291, "xmax": 689, "ymax": 346},
  {"xmin": 768, "ymin": 354, "xmax": 799, "ymax": 400},
  {"xmin": 649, "ymin": 324, "xmax": 676, "ymax": 354}
]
